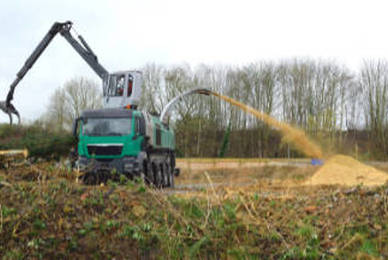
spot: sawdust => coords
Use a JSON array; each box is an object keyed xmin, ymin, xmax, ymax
[
  {"xmin": 211, "ymin": 92, "xmax": 322, "ymax": 158},
  {"xmin": 307, "ymin": 154, "xmax": 388, "ymax": 186}
]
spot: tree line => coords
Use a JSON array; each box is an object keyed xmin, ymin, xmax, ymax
[{"xmin": 41, "ymin": 59, "xmax": 388, "ymax": 159}]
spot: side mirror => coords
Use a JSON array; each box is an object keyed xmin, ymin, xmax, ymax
[{"xmin": 72, "ymin": 117, "xmax": 81, "ymax": 137}]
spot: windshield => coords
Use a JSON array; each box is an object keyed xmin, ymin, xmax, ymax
[{"xmin": 82, "ymin": 118, "xmax": 132, "ymax": 136}]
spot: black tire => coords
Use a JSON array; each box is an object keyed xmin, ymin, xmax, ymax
[
  {"xmin": 160, "ymin": 163, "xmax": 168, "ymax": 188},
  {"xmin": 82, "ymin": 171, "xmax": 106, "ymax": 185},
  {"xmin": 81, "ymin": 172, "xmax": 94, "ymax": 185},
  {"xmin": 163, "ymin": 162, "xmax": 173, "ymax": 188},
  {"xmin": 170, "ymin": 152, "xmax": 176, "ymax": 170},
  {"xmin": 153, "ymin": 164, "xmax": 162, "ymax": 188},
  {"xmin": 164, "ymin": 163, "xmax": 170, "ymax": 187},
  {"xmin": 166, "ymin": 155, "xmax": 175, "ymax": 188},
  {"xmin": 166, "ymin": 163, "xmax": 171, "ymax": 187},
  {"xmin": 168, "ymin": 165, "xmax": 175, "ymax": 188},
  {"xmin": 143, "ymin": 160, "xmax": 152, "ymax": 184}
]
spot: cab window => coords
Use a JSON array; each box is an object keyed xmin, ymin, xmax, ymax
[
  {"xmin": 127, "ymin": 74, "xmax": 133, "ymax": 97},
  {"xmin": 111, "ymin": 74, "xmax": 125, "ymax": 96},
  {"xmin": 108, "ymin": 74, "xmax": 128, "ymax": 97}
]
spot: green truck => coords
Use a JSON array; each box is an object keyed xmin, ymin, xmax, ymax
[
  {"xmin": 73, "ymin": 108, "xmax": 178, "ymax": 187},
  {"xmin": 1, "ymin": 20, "xmax": 180, "ymax": 187},
  {"xmin": 4, "ymin": 21, "xmax": 211, "ymax": 187}
]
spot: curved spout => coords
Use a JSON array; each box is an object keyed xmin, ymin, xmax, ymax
[{"xmin": 160, "ymin": 88, "xmax": 211, "ymax": 123}]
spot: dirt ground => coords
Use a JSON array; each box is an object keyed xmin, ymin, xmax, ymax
[
  {"xmin": 174, "ymin": 157, "xmax": 388, "ymax": 199},
  {"xmin": 176, "ymin": 158, "xmax": 313, "ymax": 184}
]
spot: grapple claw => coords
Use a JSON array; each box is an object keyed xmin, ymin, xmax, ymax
[{"xmin": 0, "ymin": 101, "xmax": 21, "ymax": 125}]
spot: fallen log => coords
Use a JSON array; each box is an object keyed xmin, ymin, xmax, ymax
[{"xmin": 0, "ymin": 149, "xmax": 28, "ymax": 168}]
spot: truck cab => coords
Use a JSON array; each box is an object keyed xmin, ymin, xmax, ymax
[
  {"xmin": 73, "ymin": 108, "xmax": 177, "ymax": 187},
  {"xmin": 104, "ymin": 71, "xmax": 143, "ymax": 109}
]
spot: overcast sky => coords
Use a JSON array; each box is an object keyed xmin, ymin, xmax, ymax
[{"xmin": 1, "ymin": 0, "xmax": 388, "ymax": 123}]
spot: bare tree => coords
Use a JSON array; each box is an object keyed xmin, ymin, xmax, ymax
[
  {"xmin": 44, "ymin": 88, "xmax": 67, "ymax": 131},
  {"xmin": 44, "ymin": 77, "xmax": 102, "ymax": 130},
  {"xmin": 361, "ymin": 60, "xmax": 388, "ymax": 155},
  {"xmin": 140, "ymin": 63, "xmax": 165, "ymax": 113},
  {"xmin": 134, "ymin": 60, "xmax": 382, "ymax": 158}
]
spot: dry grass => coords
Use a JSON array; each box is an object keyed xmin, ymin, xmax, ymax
[{"xmin": 1, "ymin": 158, "xmax": 388, "ymax": 258}]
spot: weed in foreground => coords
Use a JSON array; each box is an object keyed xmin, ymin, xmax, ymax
[{"xmin": 1, "ymin": 162, "xmax": 388, "ymax": 258}]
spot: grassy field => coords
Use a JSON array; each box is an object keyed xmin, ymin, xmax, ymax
[{"xmin": 1, "ymin": 159, "xmax": 388, "ymax": 259}]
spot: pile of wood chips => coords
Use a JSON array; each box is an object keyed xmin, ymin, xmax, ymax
[{"xmin": 307, "ymin": 154, "xmax": 388, "ymax": 186}]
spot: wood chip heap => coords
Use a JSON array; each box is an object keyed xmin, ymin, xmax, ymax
[{"xmin": 307, "ymin": 154, "xmax": 388, "ymax": 186}]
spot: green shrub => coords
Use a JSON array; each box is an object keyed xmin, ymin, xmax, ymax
[{"xmin": 0, "ymin": 124, "xmax": 74, "ymax": 159}]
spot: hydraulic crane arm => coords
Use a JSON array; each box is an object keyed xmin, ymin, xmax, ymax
[
  {"xmin": 59, "ymin": 22, "xmax": 109, "ymax": 80},
  {"xmin": 6, "ymin": 21, "xmax": 109, "ymax": 107}
]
